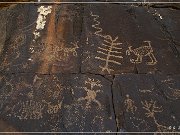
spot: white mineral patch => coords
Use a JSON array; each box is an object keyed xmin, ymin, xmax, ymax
[{"xmin": 33, "ymin": 6, "xmax": 52, "ymax": 41}]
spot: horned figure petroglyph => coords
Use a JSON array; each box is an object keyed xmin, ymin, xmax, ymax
[
  {"xmin": 78, "ymin": 78, "xmax": 102, "ymax": 108},
  {"xmin": 126, "ymin": 41, "xmax": 157, "ymax": 65}
]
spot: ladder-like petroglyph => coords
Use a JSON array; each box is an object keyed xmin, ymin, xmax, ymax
[
  {"xmin": 90, "ymin": 12, "xmax": 123, "ymax": 74},
  {"xmin": 78, "ymin": 78, "xmax": 102, "ymax": 108},
  {"xmin": 95, "ymin": 36, "xmax": 123, "ymax": 74},
  {"xmin": 126, "ymin": 41, "xmax": 157, "ymax": 65}
]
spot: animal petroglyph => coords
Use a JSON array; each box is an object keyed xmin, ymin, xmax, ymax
[
  {"xmin": 29, "ymin": 40, "xmax": 79, "ymax": 73},
  {"xmin": 126, "ymin": 41, "xmax": 157, "ymax": 65},
  {"xmin": 78, "ymin": 78, "xmax": 102, "ymax": 108},
  {"xmin": 124, "ymin": 94, "xmax": 137, "ymax": 114},
  {"xmin": 53, "ymin": 41, "xmax": 79, "ymax": 62},
  {"xmin": 90, "ymin": 12, "xmax": 123, "ymax": 73},
  {"xmin": 141, "ymin": 100, "xmax": 170, "ymax": 132},
  {"xmin": 42, "ymin": 100, "xmax": 63, "ymax": 114},
  {"xmin": 14, "ymin": 100, "xmax": 45, "ymax": 120}
]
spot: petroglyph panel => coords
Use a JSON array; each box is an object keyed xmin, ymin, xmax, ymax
[
  {"xmin": 81, "ymin": 4, "xmax": 134, "ymax": 74},
  {"xmin": 62, "ymin": 74, "xmax": 116, "ymax": 132},
  {"xmin": 130, "ymin": 6, "xmax": 180, "ymax": 74},
  {"xmin": 0, "ymin": 73, "xmax": 116, "ymax": 132},
  {"xmin": 0, "ymin": 4, "xmax": 82, "ymax": 74},
  {"xmin": 113, "ymin": 74, "xmax": 180, "ymax": 132},
  {"xmin": 81, "ymin": 4, "xmax": 180, "ymax": 74}
]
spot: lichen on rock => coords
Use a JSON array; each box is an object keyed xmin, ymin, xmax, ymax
[{"xmin": 33, "ymin": 6, "xmax": 52, "ymax": 41}]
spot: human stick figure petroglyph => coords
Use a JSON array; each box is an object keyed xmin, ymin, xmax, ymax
[
  {"xmin": 126, "ymin": 41, "xmax": 157, "ymax": 65},
  {"xmin": 78, "ymin": 78, "xmax": 102, "ymax": 108},
  {"xmin": 124, "ymin": 94, "xmax": 137, "ymax": 114},
  {"xmin": 90, "ymin": 12, "xmax": 123, "ymax": 74}
]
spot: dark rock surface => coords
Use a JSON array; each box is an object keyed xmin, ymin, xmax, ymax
[
  {"xmin": 0, "ymin": 73, "xmax": 116, "ymax": 132},
  {"xmin": 0, "ymin": 2, "xmax": 179, "ymax": 133},
  {"xmin": 113, "ymin": 74, "xmax": 180, "ymax": 132},
  {"xmin": 81, "ymin": 4, "xmax": 180, "ymax": 75},
  {"xmin": 0, "ymin": 4, "xmax": 83, "ymax": 74}
]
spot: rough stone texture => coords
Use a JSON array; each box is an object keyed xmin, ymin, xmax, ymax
[
  {"xmin": 0, "ymin": 8, "xmax": 7, "ymax": 55},
  {"xmin": 0, "ymin": 73, "xmax": 116, "ymax": 132},
  {"xmin": 113, "ymin": 74, "xmax": 180, "ymax": 132},
  {"xmin": 0, "ymin": 2, "xmax": 180, "ymax": 133},
  {"xmin": 154, "ymin": 74, "xmax": 180, "ymax": 123},
  {"xmin": 81, "ymin": 4, "xmax": 180, "ymax": 75},
  {"xmin": 0, "ymin": 4, "xmax": 82, "ymax": 74},
  {"xmin": 153, "ymin": 8, "xmax": 180, "ymax": 53}
]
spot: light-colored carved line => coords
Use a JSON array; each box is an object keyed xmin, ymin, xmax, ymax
[
  {"xmin": 109, "ymin": 54, "xmax": 123, "ymax": 59},
  {"xmin": 98, "ymin": 47, "xmax": 108, "ymax": 51},
  {"xmin": 103, "ymin": 39, "xmax": 122, "ymax": 45},
  {"xmin": 95, "ymin": 57, "xmax": 122, "ymax": 65},
  {"xmin": 100, "ymin": 66, "xmax": 114, "ymax": 72},
  {"xmin": 97, "ymin": 51, "xmax": 108, "ymax": 56},
  {"xmin": 109, "ymin": 50, "xmax": 122, "ymax": 54},
  {"xmin": 98, "ymin": 47, "xmax": 122, "ymax": 54},
  {"xmin": 102, "ymin": 43, "xmax": 122, "ymax": 50},
  {"xmin": 101, "ymin": 43, "xmax": 111, "ymax": 48},
  {"xmin": 90, "ymin": 12, "xmax": 104, "ymax": 38},
  {"xmin": 91, "ymin": 12, "xmax": 123, "ymax": 73},
  {"xmin": 111, "ymin": 46, "xmax": 122, "ymax": 50}
]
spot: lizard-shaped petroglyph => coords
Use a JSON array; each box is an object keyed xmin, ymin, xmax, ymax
[
  {"xmin": 124, "ymin": 94, "xmax": 137, "ymax": 114},
  {"xmin": 126, "ymin": 41, "xmax": 157, "ymax": 65}
]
